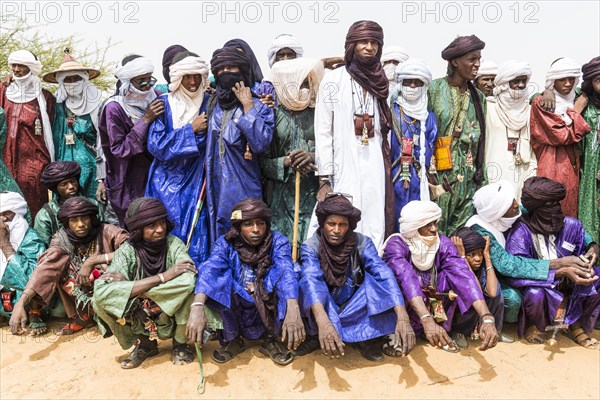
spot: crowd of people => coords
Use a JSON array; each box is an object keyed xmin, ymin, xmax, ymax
[{"xmin": 0, "ymin": 20, "xmax": 599, "ymax": 371}]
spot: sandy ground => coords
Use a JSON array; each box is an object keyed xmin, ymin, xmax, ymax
[{"xmin": 1, "ymin": 320, "xmax": 599, "ymax": 400}]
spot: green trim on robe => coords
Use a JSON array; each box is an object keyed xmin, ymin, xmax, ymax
[
  {"xmin": 260, "ymin": 107, "xmax": 318, "ymax": 245},
  {"xmin": 92, "ymin": 235, "xmax": 196, "ymax": 349},
  {"xmin": 34, "ymin": 197, "xmax": 106, "ymax": 246},
  {"xmin": 428, "ymin": 78, "xmax": 487, "ymax": 234},
  {"xmin": 52, "ymin": 103, "xmax": 98, "ymax": 199},
  {"xmin": 578, "ymin": 100, "xmax": 599, "ymax": 244},
  {"xmin": 0, "ymin": 229, "xmax": 46, "ymax": 317}
]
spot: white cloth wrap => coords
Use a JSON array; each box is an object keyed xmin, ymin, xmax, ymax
[
  {"xmin": 492, "ymin": 60, "xmax": 532, "ymax": 131},
  {"xmin": 167, "ymin": 56, "xmax": 209, "ymax": 129},
  {"xmin": 267, "ymin": 34, "xmax": 304, "ymax": 67},
  {"xmin": 476, "ymin": 60, "xmax": 498, "ymax": 77},
  {"xmin": 111, "ymin": 57, "xmax": 156, "ymax": 123},
  {"xmin": 544, "ymin": 57, "xmax": 581, "ymax": 125},
  {"xmin": 55, "ymin": 71, "xmax": 102, "ymax": 130},
  {"xmin": 381, "ymin": 46, "xmax": 409, "ymax": 64},
  {"xmin": 0, "ymin": 192, "xmax": 29, "ymax": 282},
  {"xmin": 269, "ymin": 58, "xmax": 324, "ymax": 112}
]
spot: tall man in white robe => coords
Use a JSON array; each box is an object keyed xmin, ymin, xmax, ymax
[{"xmin": 311, "ymin": 20, "xmax": 395, "ymax": 249}]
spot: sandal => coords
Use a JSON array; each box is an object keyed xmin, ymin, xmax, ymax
[
  {"xmin": 441, "ymin": 340, "xmax": 460, "ymax": 353},
  {"xmin": 382, "ymin": 334, "xmax": 403, "ymax": 357},
  {"xmin": 450, "ymin": 332, "xmax": 469, "ymax": 349},
  {"xmin": 172, "ymin": 340, "xmax": 195, "ymax": 365},
  {"xmin": 568, "ymin": 327, "xmax": 599, "ymax": 349},
  {"xmin": 355, "ymin": 339, "xmax": 384, "ymax": 362},
  {"xmin": 27, "ymin": 309, "xmax": 47, "ymax": 336},
  {"xmin": 211, "ymin": 336, "xmax": 246, "ymax": 364},
  {"xmin": 259, "ymin": 338, "xmax": 294, "ymax": 366},
  {"xmin": 291, "ymin": 335, "xmax": 320, "ymax": 357},
  {"xmin": 121, "ymin": 340, "xmax": 159, "ymax": 369},
  {"xmin": 525, "ymin": 325, "xmax": 545, "ymax": 344},
  {"xmin": 59, "ymin": 315, "xmax": 94, "ymax": 336}
]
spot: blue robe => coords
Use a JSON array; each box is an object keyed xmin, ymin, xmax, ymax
[
  {"xmin": 299, "ymin": 232, "xmax": 404, "ymax": 343},
  {"xmin": 391, "ymin": 104, "xmax": 437, "ymax": 229},
  {"xmin": 194, "ymin": 231, "xmax": 298, "ymax": 341},
  {"xmin": 206, "ymin": 99, "xmax": 274, "ymax": 244},
  {"xmin": 506, "ymin": 218, "xmax": 600, "ymax": 336},
  {"xmin": 0, "ymin": 229, "xmax": 46, "ymax": 317},
  {"xmin": 146, "ymin": 93, "xmax": 210, "ymax": 265}
]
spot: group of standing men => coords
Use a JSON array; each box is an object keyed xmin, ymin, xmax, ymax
[{"xmin": 0, "ymin": 20, "xmax": 599, "ymax": 370}]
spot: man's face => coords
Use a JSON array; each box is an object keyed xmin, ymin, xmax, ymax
[
  {"xmin": 465, "ymin": 249, "xmax": 484, "ymax": 271},
  {"xmin": 508, "ymin": 75, "xmax": 528, "ymax": 90},
  {"xmin": 502, "ymin": 200, "xmax": 520, "ymax": 218},
  {"xmin": 142, "ymin": 218, "xmax": 167, "ymax": 242},
  {"xmin": 417, "ymin": 221, "xmax": 438, "ymax": 237},
  {"xmin": 63, "ymin": 75, "xmax": 83, "ymax": 84},
  {"xmin": 57, "ymin": 178, "xmax": 79, "ymax": 199},
  {"xmin": 475, "ymin": 75, "xmax": 496, "ymax": 96},
  {"xmin": 68, "ymin": 215, "xmax": 92, "ymax": 238},
  {"xmin": 239, "ymin": 218, "xmax": 267, "ymax": 247},
  {"xmin": 554, "ymin": 77, "xmax": 576, "ymax": 96},
  {"xmin": 216, "ymin": 66, "xmax": 240, "ymax": 76},
  {"xmin": 402, "ymin": 78, "xmax": 425, "ymax": 88},
  {"xmin": 452, "ymin": 50, "xmax": 481, "ymax": 81},
  {"xmin": 11, "ymin": 63, "xmax": 30, "ymax": 78},
  {"xmin": 323, "ymin": 215, "xmax": 349, "ymax": 246},
  {"xmin": 181, "ymin": 74, "xmax": 202, "ymax": 93},
  {"xmin": 592, "ymin": 75, "xmax": 600, "ymax": 95},
  {"xmin": 355, "ymin": 39, "xmax": 379, "ymax": 59},
  {"xmin": 275, "ymin": 48, "xmax": 297, "ymax": 63},
  {"xmin": 0, "ymin": 210, "xmax": 16, "ymax": 223},
  {"xmin": 130, "ymin": 73, "xmax": 154, "ymax": 92}
]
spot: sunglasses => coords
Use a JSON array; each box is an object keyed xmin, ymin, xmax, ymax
[
  {"xmin": 131, "ymin": 76, "xmax": 157, "ymax": 89},
  {"xmin": 325, "ymin": 192, "xmax": 354, "ymax": 204}
]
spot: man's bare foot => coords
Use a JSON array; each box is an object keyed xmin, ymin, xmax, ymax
[{"xmin": 525, "ymin": 326, "xmax": 545, "ymax": 344}]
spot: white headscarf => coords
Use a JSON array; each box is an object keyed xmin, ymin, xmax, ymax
[
  {"xmin": 269, "ymin": 58, "xmax": 324, "ymax": 112},
  {"xmin": 167, "ymin": 55, "xmax": 209, "ymax": 129},
  {"xmin": 544, "ymin": 57, "xmax": 581, "ymax": 125},
  {"xmin": 0, "ymin": 192, "xmax": 29, "ymax": 282},
  {"xmin": 382, "ymin": 46, "xmax": 410, "ymax": 85},
  {"xmin": 55, "ymin": 71, "xmax": 103, "ymax": 130},
  {"xmin": 466, "ymin": 180, "xmax": 520, "ymax": 248},
  {"xmin": 492, "ymin": 60, "xmax": 532, "ymax": 131},
  {"xmin": 111, "ymin": 56, "xmax": 157, "ymax": 123},
  {"xmin": 382, "ymin": 200, "xmax": 442, "ymax": 271},
  {"xmin": 476, "ymin": 60, "xmax": 498, "ymax": 78},
  {"xmin": 393, "ymin": 59, "xmax": 432, "ymax": 201},
  {"xmin": 267, "ymin": 34, "xmax": 304, "ymax": 67},
  {"xmin": 6, "ymin": 50, "xmax": 54, "ymax": 161}
]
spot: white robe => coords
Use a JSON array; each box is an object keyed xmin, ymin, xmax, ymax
[
  {"xmin": 309, "ymin": 68, "xmax": 386, "ymax": 248},
  {"xmin": 484, "ymin": 101, "xmax": 537, "ymax": 201}
]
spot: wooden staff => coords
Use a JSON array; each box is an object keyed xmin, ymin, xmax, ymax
[{"xmin": 292, "ymin": 170, "xmax": 301, "ymax": 262}]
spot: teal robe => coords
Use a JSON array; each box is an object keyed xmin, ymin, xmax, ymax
[
  {"xmin": 578, "ymin": 99, "xmax": 599, "ymax": 244},
  {"xmin": 92, "ymin": 235, "xmax": 196, "ymax": 349}
]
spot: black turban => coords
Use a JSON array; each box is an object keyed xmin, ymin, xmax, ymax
[
  {"xmin": 162, "ymin": 44, "xmax": 188, "ymax": 84},
  {"xmin": 210, "ymin": 47, "xmax": 252, "ymax": 81},
  {"xmin": 521, "ymin": 177, "xmax": 566, "ymax": 235},
  {"xmin": 40, "ymin": 161, "xmax": 81, "ymax": 192},
  {"xmin": 223, "ymin": 38, "xmax": 264, "ymax": 83},
  {"xmin": 582, "ymin": 56, "xmax": 600, "ymax": 108},
  {"xmin": 451, "ymin": 227, "xmax": 486, "ymax": 254},
  {"xmin": 57, "ymin": 196, "xmax": 101, "ymax": 244},
  {"xmin": 228, "ymin": 198, "xmax": 272, "ymax": 228},
  {"xmin": 315, "ymin": 194, "xmax": 362, "ymax": 231},
  {"xmin": 441, "ymin": 35, "xmax": 486, "ymax": 61},
  {"xmin": 125, "ymin": 197, "xmax": 174, "ymax": 276}
]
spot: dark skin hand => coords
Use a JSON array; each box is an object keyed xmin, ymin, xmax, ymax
[
  {"xmin": 281, "ymin": 299, "xmax": 306, "ymax": 350},
  {"xmin": 584, "ymin": 242, "xmax": 600, "ymax": 267},
  {"xmin": 574, "ymin": 93, "xmax": 588, "ymax": 114},
  {"xmin": 186, "ymin": 293, "xmax": 209, "ymax": 346},
  {"xmin": 232, "ymin": 81, "xmax": 254, "ymax": 114},
  {"xmin": 393, "ymin": 305, "xmax": 416, "ymax": 356},
  {"xmin": 540, "ymin": 89, "xmax": 556, "ymax": 112},
  {"xmin": 191, "ymin": 112, "xmax": 208, "ymax": 133},
  {"xmin": 472, "ymin": 299, "xmax": 499, "ymax": 351},
  {"xmin": 409, "ymin": 295, "xmax": 452, "ymax": 348},
  {"xmin": 285, "ymin": 149, "xmax": 317, "ymax": 174},
  {"xmin": 316, "ymin": 181, "xmax": 332, "ymax": 202},
  {"xmin": 77, "ymin": 252, "xmax": 114, "ymax": 285},
  {"xmin": 141, "ymin": 99, "xmax": 165, "ymax": 125},
  {"xmin": 259, "ymin": 93, "xmax": 275, "ymax": 108},
  {"xmin": 96, "ymin": 181, "xmax": 107, "ymax": 205},
  {"xmin": 312, "ymin": 302, "xmax": 345, "ymax": 357}
]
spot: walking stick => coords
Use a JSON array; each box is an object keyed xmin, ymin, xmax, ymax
[{"xmin": 292, "ymin": 170, "xmax": 301, "ymax": 262}]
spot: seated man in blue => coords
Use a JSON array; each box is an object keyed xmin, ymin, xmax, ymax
[
  {"xmin": 506, "ymin": 176, "xmax": 600, "ymax": 349},
  {"xmin": 187, "ymin": 198, "xmax": 304, "ymax": 365},
  {"xmin": 298, "ymin": 194, "xmax": 415, "ymax": 362}
]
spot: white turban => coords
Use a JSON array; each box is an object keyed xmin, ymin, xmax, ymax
[
  {"xmin": 0, "ymin": 192, "xmax": 29, "ymax": 279},
  {"xmin": 544, "ymin": 57, "xmax": 581, "ymax": 125},
  {"xmin": 6, "ymin": 50, "xmax": 54, "ymax": 161},
  {"xmin": 381, "ymin": 46, "xmax": 409, "ymax": 64},
  {"xmin": 110, "ymin": 56, "xmax": 156, "ymax": 123},
  {"xmin": 267, "ymin": 34, "xmax": 304, "ymax": 67},
  {"xmin": 466, "ymin": 180, "xmax": 519, "ymax": 247},
  {"xmin": 167, "ymin": 55, "xmax": 210, "ymax": 129},
  {"xmin": 269, "ymin": 58, "xmax": 324, "ymax": 112},
  {"xmin": 399, "ymin": 200, "xmax": 442, "ymax": 239},
  {"xmin": 476, "ymin": 60, "xmax": 498, "ymax": 78},
  {"xmin": 492, "ymin": 60, "xmax": 532, "ymax": 131},
  {"xmin": 55, "ymin": 71, "xmax": 103, "ymax": 130}
]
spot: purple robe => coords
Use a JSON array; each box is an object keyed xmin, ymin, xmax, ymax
[
  {"xmin": 506, "ymin": 218, "xmax": 600, "ymax": 336},
  {"xmin": 299, "ymin": 232, "xmax": 404, "ymax": 343},
  {"xmin": 98, "ymin": 93, "xmax": 160, "ymax": 225},
  {"xmin": 382, "ymin": 235, "xmax": 484, "ymax": 334}
]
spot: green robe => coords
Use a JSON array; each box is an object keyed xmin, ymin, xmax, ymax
[
  {"xmin": 0, "ymin": 229, "xmax": 46, "ymax": 317},
  {"xmin": 578, "ymin": 101, "xmax": 599, "ymax": 244},
  {"xmin": 260, "ymin": 107, "xmax": 318, "ymax": 245},
  {"xmin": 34, "ymin": 197, "xmax": 105, "ymax": 246},
  {"xmin": 428, "ymin": 78, "xmax": 487, "ymax": 234},
  {"xmin": 52, "ymin": 103, "xmax": 98, "ymax": 199},
  {"xmin": 92, "ymin": 235, "xmax": 196, "ymax": 349},
  {"xmin": 472, "ymin": 224, "xmax": 550, "ymax": 323}
]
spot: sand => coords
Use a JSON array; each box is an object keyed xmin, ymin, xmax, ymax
[{"xmin": 1, "ymin": 320, "xmax": 599, "ymax": 400}]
